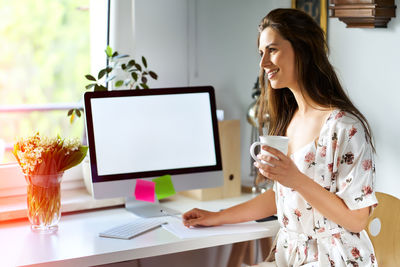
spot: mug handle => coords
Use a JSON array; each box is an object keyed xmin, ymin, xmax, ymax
[{"xmin": 250, "ymin": 142, "xmax": 262, "ymax": 165}]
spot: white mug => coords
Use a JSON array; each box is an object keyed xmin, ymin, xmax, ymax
[{"xmin": 250, "ymin": 136, "xmax": 289, "ymax": 166}]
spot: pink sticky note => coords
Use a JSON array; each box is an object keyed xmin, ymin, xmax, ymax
[{"xmin": 134, "ymin": 179, "xmax": 155, "ymax": 202}]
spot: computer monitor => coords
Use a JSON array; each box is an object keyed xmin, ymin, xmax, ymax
[{"xmin": 84, "ymin": 86, "xmax": 223, "ymax": 217}]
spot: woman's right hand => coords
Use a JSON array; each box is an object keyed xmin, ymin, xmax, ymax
[{"xmin": 182, "ymin": 208, "xmax": 221, "ymax": 228}]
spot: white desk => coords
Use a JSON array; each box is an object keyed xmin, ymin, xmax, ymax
[{"xmin": 0, "ymin": 193, "xmax": 279, "ymax": 267}]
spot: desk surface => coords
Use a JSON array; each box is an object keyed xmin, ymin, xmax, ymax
[{"xmin": 1, "ymin": 193, "xmax": 279, "ymax": 267}]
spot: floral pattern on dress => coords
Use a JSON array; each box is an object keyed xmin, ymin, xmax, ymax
[
  {"xmin": 335, "ymin": 111, "xmax": 345, "ymax": 119},
  {"xmin": 351, "ymin": 247, "xmax": 363, "ymax": 261},
  {"xmin": 355, "ymin": 185, "xmax": 373, "ymax": 202},
  {"xmin": 282, "ymin": 214, "xmax": 289, "ymax": 227},
  {"xmin": 341, "ymin": 152, "xmax": 355, "ymax": 165},
  {"xmin": 319, "ymin": 145, "xmax": 327, "ymax": 158},
  {"xmin": 349, "ymin": 126, "xmax": 357, "ymax": 139},
  {"xmin": 269, "ymin": 110, "xmax": 378, "ymax": 267},
  {"xmin": 305, "ymin": 152, "xmax": 316, "ymax": 168},
  {"xmin": 294, "ymin": 209, "xmax": 302, "ymax": 221},
  {"xmin": 362, "ymin": 160, "xmax": 373, "ymax": 171}
]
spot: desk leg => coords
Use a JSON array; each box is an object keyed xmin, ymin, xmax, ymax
[
  {"xmin": 259, "ymin": 237, "xmax": 273, "ymax": 260},
  {"xmin": 244, "ymin": 240, "xmax": 255, "ymax": 266},
  {"xmin": 227, "ymin": 241, "xmax": 249, "ymax": 267}
]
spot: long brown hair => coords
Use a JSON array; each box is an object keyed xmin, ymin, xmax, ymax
[{"xmin": 256, "ymin": 8, "xmax": 374, "ymax": 150}]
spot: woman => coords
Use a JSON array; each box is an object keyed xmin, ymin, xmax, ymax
[{"xmin": 183, "ymin": 8, "xmax": 378, "ymax": 267}]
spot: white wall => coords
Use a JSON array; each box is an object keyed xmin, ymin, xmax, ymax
[{"xmin": 328, "ymin": 0, "xmax": 400, "ymax": 199}]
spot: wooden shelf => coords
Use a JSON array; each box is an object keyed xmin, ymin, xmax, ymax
[{"xmin": 329, "ymin": 0, "xmax": 397, "ymax": 28}]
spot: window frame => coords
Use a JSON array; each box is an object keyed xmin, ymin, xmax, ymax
[{"xmin": 0, "ymin": 102, "xmax": 84, "ymax": 151}]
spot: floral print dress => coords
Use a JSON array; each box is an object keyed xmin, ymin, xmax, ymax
[{"xmin": 267, "ymin": 110, "xmax": 378, "ymax": 267}]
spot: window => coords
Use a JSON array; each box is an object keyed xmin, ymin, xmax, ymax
[
  {"xmin": 0, "ymin": 0, "xmax": 90, "ymax": 164},
  {"xmin": 0, "ymin": 0, "xmax": 111, "ymax": 200}
]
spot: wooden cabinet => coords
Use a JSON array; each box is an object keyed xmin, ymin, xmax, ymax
[{"xmin": 329, "ymin": 0, "xmax": 397, "ymax": 28}]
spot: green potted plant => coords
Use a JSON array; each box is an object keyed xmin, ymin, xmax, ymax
[
  {"xmin": 68, "ymin": 46, "xmax": 158, "ymax": 195},
  {"xmin": 67, "ymin": 46, "xmax": 158, "ymax": 122}
]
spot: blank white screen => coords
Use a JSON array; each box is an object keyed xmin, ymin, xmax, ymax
[{"xmin": 90, "ymin": 92, "xmax": 217, "ymax": 176}]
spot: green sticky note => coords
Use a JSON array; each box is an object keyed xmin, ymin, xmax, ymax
[{"xmin": 152, "ymin": 175, "xmax": 176, "ymax": 200}]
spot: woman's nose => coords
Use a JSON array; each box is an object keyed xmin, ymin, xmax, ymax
[{"xmin": 260, "ymin": 53, "xmax": 271, "ymax": 68}]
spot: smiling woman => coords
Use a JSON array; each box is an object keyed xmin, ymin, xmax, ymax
[{"xmin": 183, "ymin": 8, "xmax": 378, "ymax": 267}]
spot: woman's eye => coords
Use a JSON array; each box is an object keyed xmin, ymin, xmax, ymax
[{"xmin": 269, "ymin": 48, "xmax": 276, "ymax": 53}]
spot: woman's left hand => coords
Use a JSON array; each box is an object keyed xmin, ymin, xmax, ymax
[{"xmin": 254, "ymin": 145, "xmax": 304, "ymax": 190}]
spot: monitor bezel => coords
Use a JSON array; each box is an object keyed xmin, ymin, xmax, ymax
[{"xmin": 84, "ymin": 86, "xmax": 222, "ymax": 184}]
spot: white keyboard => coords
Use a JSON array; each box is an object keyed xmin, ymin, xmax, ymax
[{"xmin": 99, "ymin": 217, "xmax": 168, "ymax": 240}]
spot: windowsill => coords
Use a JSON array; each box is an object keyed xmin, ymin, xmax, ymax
[{"xmin": 0, "ymin": 187, "xmax": 125, "ymax": 222}]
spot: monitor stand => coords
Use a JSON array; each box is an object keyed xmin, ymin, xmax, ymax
[{"xmin": 125, "ymin": 197, "xmax": 181, "ymax": 218}]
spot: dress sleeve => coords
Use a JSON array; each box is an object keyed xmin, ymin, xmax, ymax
[{"xmin": 333, "ymin": 121, "xmax": 378, "ymax": 210}]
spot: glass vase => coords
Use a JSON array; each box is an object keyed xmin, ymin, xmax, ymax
[{"xmin": 25, "ymin": 172, "xmax": 63, "ymax": 234}]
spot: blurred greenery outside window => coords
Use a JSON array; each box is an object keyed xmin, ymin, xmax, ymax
[{"xmin": 0, "ymin": 0, "xmax": 90, "ymax": 164}]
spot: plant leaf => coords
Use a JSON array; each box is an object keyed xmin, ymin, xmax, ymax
[
  {"xmin": 121, "ymin": 63, "xmax": 126, "ymax": 70},
  {"xmin": 60, "ymin": 146, "xmax": 88, "ymax": 172},
  {"xmin": 98, "ymin": 69, "xmax": 107, "ymax": 79},
  {"xmin": 75, "ymin": 109, "xmax": 81, "ymax": 117},
  {"xmin": 112, "ymin": 51, "xmax": 119, "ymax": 58},
  {"xmin": 85, "ymin": 83, "xmax": 95, "ymax": 90},
  {"xmin": 141, "ymin": 76, "xmax": 147, "ymax": 84},
  {"xmin": 149, "ymin": 71, "xmax": 158, "ymax": 80},
  {"xmin": 70, "ymin": 112, "xmax": 75, "ymax": 123},
  {"xmin": 115, "ymin": 80, "xmax": 124, "ymax": 87},
  {"xmin": 134, "ymin": 63, "xmax": 142, "ymax": 72},
  {"xmin": 142, "ymin": 56, "xmax": 147, "ymax": 68},
  {"xmin": 105, "ymin": 46, "xmax": 113, "ymax": 57},
  {"xmin": 67, "ymin": 109, "xmax": 74, "ymax": 116},
  {"xmin": 127, "ymin": 60, "xmax": 135, "ymax": 69},
  {"xmin": 85, "ymin": 74, "xmax": 96, "ymax": 81},
  {"xmin": 140, "ymin": 83, "xmax": 149, "ymax": 89},
  {"xmin": 131, "ymin": 72, "xmax": 138, "ymax": 81}
]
